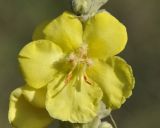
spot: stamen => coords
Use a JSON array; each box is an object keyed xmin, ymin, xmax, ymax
[
  {"xmin": 86, "ymin": 58, "xmax": 93, "ymax": 66},
  {"xmin": 81, "ymin": 43, "xmax": 88, "ymax": 51},
  {"xmin": 84, "ymin": 75, "xmax": 92, "ymax": 85},
  {"xmin": 79, "ymin": 44, "xmax": 88, "ymax": 57},
  {"xmin": 65, "ymin": 72, "xmax": 72, "ymax": 84},
  {"xmin": 65, "ymin": 65, "xmax": 76, "ymax": 84},
  {"xmin": 67, "ymin": 53, "xmax": 77, "ymax": 62},
  {"xmin": 65, "ymin": 44, "xmax": 93, "ymax": 85}
]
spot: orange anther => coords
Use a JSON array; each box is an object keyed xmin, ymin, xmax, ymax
[
  {"xmin": 84, "ymin": 75, "xmax": 92, "ymax": 85},
  {"xmin": 65, "ymin": 72, "xmax": 72, "ymax": 84}
]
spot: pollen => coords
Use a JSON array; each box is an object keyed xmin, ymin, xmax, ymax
[
  {"xmin": 66, "ymin": 44, "xmax": 92, "ymax": 66},
  {"xmin": 65, "ymin": 43, "xmax": 93, "ymax": 84}
]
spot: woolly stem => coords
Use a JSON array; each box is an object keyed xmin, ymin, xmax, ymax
[{"xmin": 109, "ymin": 114, "xmax": 118, "ymax": 128}]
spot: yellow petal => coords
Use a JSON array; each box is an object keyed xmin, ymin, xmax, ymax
[
  {"xmin": 8, "ymin": 87, "xmax": 53, "ymax": 128},
  {"xmin": 46, "ymin": 73, "xmax": 102, "ymax": 123},
  {"xmin": 87, "ymin": 56, "xmax": 135, "ymax": 109},
  {"xmin": 18, "ymin": 40, "xmax": 64, "ymax": 89},
  {"xmin": 22, "ymin": 85, "xmax": 47, "ymax": 108},
  {"xmin": 83, "ymin": 11, "xmax": 128, "ymax": 59},
  {"xmin": 32, "ymin": 20, "xmax": 50, "ymax": 40},
  {"xmin": 43, "ymin": 12, "xmax": 83, "ymax": 52}
]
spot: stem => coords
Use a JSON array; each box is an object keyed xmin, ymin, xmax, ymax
[{"xmin": 109, "ymin": 114, "xmax": 118, "ymax": 128}]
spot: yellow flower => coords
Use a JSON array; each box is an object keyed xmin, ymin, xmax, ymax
[
  {"xmin": 8, "ymin": 11, "xmax": 135, "ymax": 127},
  {"xmin": 8, "ymin": 86, "xmax": 53, "ymax": 128}
]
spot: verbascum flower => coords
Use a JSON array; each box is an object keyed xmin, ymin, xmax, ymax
[{"xmin": 8, "ymin": 11, "xmax": 135, "ymax": 128}]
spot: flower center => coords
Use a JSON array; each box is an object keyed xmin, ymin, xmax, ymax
[{"xmin": 65, "ymin": 44, "xmax": 93, "ymax": 85}]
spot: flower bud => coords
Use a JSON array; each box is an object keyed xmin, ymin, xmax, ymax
[
  {"xmin": 72, "ymin": 0, "xmax": 92, "ymax": 15},
  {"xmin": 72, "ymin": 0, "xmax": 109, "ymax": 17},
  {"xmin": 99, "ymin": 122, "xmax": 113, "ymax": 128}
]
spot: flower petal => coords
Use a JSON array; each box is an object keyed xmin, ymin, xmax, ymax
[
  {"xmin": 43, "ymin": 12, "xmax": 83, "ymax": 52},
  {"xmin": 18, "ymin": 40, "xmax": 64, "ymax": 89},
  {"xmin": 22, "ymin": 85, "xmax": 47, "ymax": 108},
  {"xmin": 83, "ymin": 11, "xmax": 128, "ymax": 60},
  {"xmin": 8, "ymin": 87, "xmax": 53, "ymax": 128},
  {"xmin": 87, "ymin": 56, "xmax": 135, "ymax": 109},
  {"xmin": 46, "ymin": 73, "xmax": 102, "ymax": 123},
  {"xmin": 32, "ymin": 20, "xmax": 50, "ymax": 40}
]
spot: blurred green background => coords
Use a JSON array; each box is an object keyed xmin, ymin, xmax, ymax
[{"xmin": 0, "ymin": 0, "xmax": 160, "ymax": 127}]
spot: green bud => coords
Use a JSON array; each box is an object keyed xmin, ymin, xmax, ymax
[
  {"xmin": 79, "ymin": 117, "xmax": 100, "ymax": 128},
  {"xmin": 99, "ymin": 122, "xmax": 113, "ymax": 128},
  {"xmin": 98, "ymin": 101, "xmax": 111, "ymax": 119},
  {"xmin": 72, "ymin": 0, "xmax": 92, "ymax": 15},
  {"xmin": 72, "ymin": 0, "xmax": 109, "ymax": 16}
]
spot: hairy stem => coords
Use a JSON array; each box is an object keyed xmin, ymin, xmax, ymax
[{"xmin": 109, "ymin": 114, "xmax": 118, "ymax": 128}]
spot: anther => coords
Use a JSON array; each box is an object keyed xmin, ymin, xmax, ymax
[
  {"xmin": 67, "ymin": 53, "xmax": 77, "ymax": 62},
  {"xmin": 79, "ymin": 44, "xmax": 88, "ymax": 57},
  {"xmin": 84, "ymin": 75, "xmax": 92, "ymax": 85},
  {"xmin": 81, "ymin": 43, "xmax": 88, "ymax": 51},
  {"xmin": 65, "ymin": 71, "xmax": 73, "ymax": 84},
  {"xmin": 86, "ymin": 58, "xmax": 93, "ymax": 66}
]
